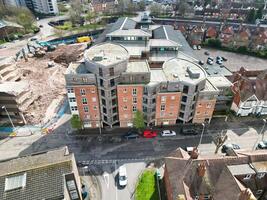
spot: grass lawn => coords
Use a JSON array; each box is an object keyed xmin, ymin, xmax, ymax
[{"xmin": 135, "ymin": 170, "xmax": 159, "ymax": 200}]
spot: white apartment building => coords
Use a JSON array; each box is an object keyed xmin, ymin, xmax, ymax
[{"xmin": 32, "ymin": 0, "xmax": 58, "ymax": 14}]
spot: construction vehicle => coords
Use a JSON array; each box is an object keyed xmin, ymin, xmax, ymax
[{"xmin": 77, "ymin": 36, "xmax": 92, "ymax": 43}]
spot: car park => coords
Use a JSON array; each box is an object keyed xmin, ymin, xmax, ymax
[
  {"xmin": 118, "ymin": 166, "xmax": 127, "ymax": 187},
  {"xmin": 143, "ymin": 130, "xmax": 157, "ymax": 138},
  {"xmin": 221, "ymin": 144, "xmax": 240, "ymax": 153},
  {"xmin": 256, "ymin": 140, "xmax": 267, "ymax": 149},
  {"xmin": 123, "ymin": 130, "xmax": 139, "ymax": 139},
  {"xmin": 160, "ymin": 130, "xmax": 176, "ymax": 137}
]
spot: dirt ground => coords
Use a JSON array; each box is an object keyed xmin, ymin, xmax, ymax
[
  {"xmin": 17, "ymin": 58, "xmax": 67, "ymax": 125},
  {"xmin": 194, "ymin": 47, "xmax": 267, "ymax": 72}
]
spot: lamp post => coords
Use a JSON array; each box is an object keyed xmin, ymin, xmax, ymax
[
  {"xmin": 82, "ymin": 166, "xmax": 88, "ymax": 176},
  {"xmin": 197, "ymin": 123, "xmax": 205, "ymax": 148},
  {"xmin": 2, "ymin": 106, "xmax": 15, "ymax": 130},
  {"xmin": 261, "ymin": 119, "xmax": 266, "ymax": 141}
]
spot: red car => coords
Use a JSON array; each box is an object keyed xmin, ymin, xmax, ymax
[{"xmin": 143, "ymin": 130, "xmax": 157, "ymax": 138}]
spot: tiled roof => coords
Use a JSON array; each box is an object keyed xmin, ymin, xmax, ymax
[{"xmin": 0, "ymin": 147, "xmax": 75, "ymax": 200}]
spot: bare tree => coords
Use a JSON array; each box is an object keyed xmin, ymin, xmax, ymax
[{"xmin": 214, "ymin": 131, "xmax": 228, "ymax": 154}]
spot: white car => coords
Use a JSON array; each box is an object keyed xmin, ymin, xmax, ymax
[
  {"xmin": 197, "ymin": 45, "xmax": 201, "ymax": 50},
  {"xmin": 161, "ymin": 130, "xmax": 176, "ymax": 137},
  {"xmin": 193, "ymin": 45, "xmax": 197, "ymax": 50},
  {"xmin": 118, "ymin": 166, "xmax": 127, "ymax": 187}
]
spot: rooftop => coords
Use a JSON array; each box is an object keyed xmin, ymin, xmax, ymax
[
  {"xmin": 126, "ymin": 61, "xmax": 149, "ymax": 73},
  {"xmin": 228, "ymin": 164, "xmax": 256, "ymax": 176},
  {"xmin": 207, "ymin": 76, "xmax": 233, "ymax": 88},
  {"xmin": 203, "ymin": 78, "xmax": 218, "ymax": 92},
  {"xmin": 106, "ymin": 29, "xmax": 151, "ymax": 37},
  {"xmin": 163, "ymin": 58, "xmax": 206, "ymax": 84},
  {"xmin": 204, "ymin": 64, "xmax": 233, "ymax": 77},
  {"xmin": 0, "ymin": 81, "xmax": 29, "ymax": 96},
  {"xmin": 107, "ymin": 17, "xmax": 137, "ymax": 35},
  {"xmin": 149, "ymin": 39, "xmax": 179, "ymax": 47},
  {"xmin": 149, "ymin": 69, "xmax": 167, "ymax": 84},
  {"xmin": 85, "ymin": 43, "xmax": 129, "ymax": 66}
]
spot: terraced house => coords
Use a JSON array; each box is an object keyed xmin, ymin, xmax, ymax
[{"xmin": 65, "ymin": 16, "xmax": 223, "ymax": 128}]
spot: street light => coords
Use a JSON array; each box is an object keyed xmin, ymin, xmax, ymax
[
  {"xmin": 82, "ymin": 166, "xmax": 88, "ymax": 176},
  {"xmin": 1, "ymin": 106, "xmax": 15, "ymax": 130},
  {"xmin": 261, "ymin": 119, "xmax": 266, "ymax": 141},
  {"xmin": 197, "ymin": 123, "xmax": 205, "ymax": 148}
]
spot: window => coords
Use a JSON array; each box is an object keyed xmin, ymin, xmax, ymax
[
  {"xmin": 101, "ymin": 90, "xmax": 105, "ymax": 97},
  {"xmin": 112, "ymin": 107, "xmax": 117, "ymax": 113},
  {"xmin": 82, "ymin": 77, "xmax": 88, "ymax": 82},
  {"xmin": 67, "ymin": 88, "xmax": 74, "ymax": 93},
  {"xmin": 123, "ymin": 98, "xmax": 127, "ymax": 102},
  {"xmin": 132, "ymin": 105, "xmax": 137, "ymax": 112},
  {"xmin": 152, "ymin": 98, "xmax": 156, "ymax": 103},
  {"xmin": 206, "ymin": 103, "xmax": 212, "ymax": 108},
  {"xmin": 93, "ymin": 106, "xmax": 97, "ymax": 110},
  {"xmin": 92, "ymin": 97, "xmax": 96, "ymax": 102},
  {"xmin": 244, "ymin": 174, "xmax": 252, "ymax": 180},
  {"xmin": 171, "ymin": 96, "xmax": 175, "ymax": 100},
  {"xmin": 100, "ymin": 79, "xmax": 104, "ymax": 87},
  {"xmin": 91, "ymin": 88, "xmax": 95, "ymax": 93},
  {"xmin": 161, "ymin": 96, "xmax": 166, "ymax": 102},
  {"xmin": 179, "ymin": 112, "xmax": 184, "ymax": 118},
  {"xmin": 133, "ymin": 97, "xmax": 137, "ymax": 104},
  {"xmin": 99, "ymin": 68, "xmax": 103, "ymax": 76},
  {"xmin": 69, "ymin": 97, "xmax": 76, "ymax": 102},
  {"xmin": 257, "ymin": 173, "xmax": 265, "ymax": 179},
  {"xmin": 80, "ymin": 89, "xmax": 86, "ymax": 95},
  {"xmin": 123, "ymin": 106, "xmax": 128, "ymax": 110},
  {"xmin": 5, "ymin": 173, "xmax": 26, "ymax": 191},
  {"xmin": 102, "ymin": 99, "xmax": 106, "ymax": 106},
  {"xmin": 103, "ymin": 107, "xmax": 107, "ymax": 114},
  {"xmin": 109, "ymin": 68, "xmax": 114, "ymax": 76},
  {"xmin": 82, "ymin": 98, "xmax": 88, "ymax": 105},
  {"xmin": 195, "ymin": 85, "xmax": 199, "ymax": 92},
  {"xmin": 111, "ymin": 89, "xmax": 116, "ymax": 96},
  {"xmin": 181, "ymin": 104, "xmax": 186, "ymax": 111},
  {"xmin": 110, "ymin": 79, "xmax": 115, "ymax": 87},
  {"xmin": 196, "ymin": 111, "xmax": 200, "ymax": 115},
  {"xmin": 132, "ymin": 88, "xmax": 137, "ymax": 95},
  {"xmin": 123, "ymin": 88, "xmax": 127, "ymax": 93},
  {"xmin": 112, "ymin": 99, "xmax": 116, "ymax": 105},
  {"xmin": 71, "ymin": 106, "xmax": 78, "ymax": 111},
  {"xmin": 161, "ymin": 104, "xmax": 165, "ymax": 111},
  {"xmin": 198, "ymin": 103, "xmax": 202, "ymax": 107},
  {"xmin": 84, "ymin": 106, "xmax": 89, "ymax": 112},
  {"xmin": 182, "ymin": 96, "xmax": 187, "ymax": 103},
  {"xmin": 183, "ymin": 85, "xmax": 189, "ymax": 94}
]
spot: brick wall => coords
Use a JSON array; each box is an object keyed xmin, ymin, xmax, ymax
[
  {"xmin": 74, "ymin": 85, "xmax": 100, "ymax": 128},
  {"xmin": 193, "ymin": 99, "xmax": 216, "ymax": 123},
  {"xmin": 117, "ymin": 85, "xmax": 143, "ymax": 127},
  {"xmin": 155, "ymin": 92, "xmax": 181, "ymax": 126}
]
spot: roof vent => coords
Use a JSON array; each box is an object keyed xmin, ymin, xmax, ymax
[
  {"xmin": 92, "ymin": 56, "xmax": 103, "ymax": 62},
  {"xmin": 187, "ymin": 67, "xmax": 200, "ymax": 79},
  {"xmin": 185, "ymin": 73, "xmax": 189, "ymax": 77},
  {"xmin": 173, "ymin": 73, "xmax": 178, "ymax": 78}
]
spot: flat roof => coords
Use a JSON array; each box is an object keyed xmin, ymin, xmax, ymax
[
  {"xmin": 120, "ymin": 43, "xmax": 148, "ymax": 56},
  {"xmin": 228, "ymin": 164, "xmax": 255, "ymax": 176},
  {"xmin": 0, "ymin": 81, "xmax": 29, "ymax": 96},
  {"xmin": 207, "ymin": 76, "xmax": 233, "ymax": 88},
  {"xmin": 204, "ymin": 78, "xmax": 219, "ymax": 92},
  {"xmin": 126, "ymin": 61, "xmax": 149, "ymax": 73},
  {"xmin": 149, "ymin": 69, "xmax": 167, "ymax": 84},
  {"xmin": 106, "ymin": 29, "xmax": 151, "ymax": 37},
  {"xmin": 163, "ymin": 58, "xmax": 206, "ymax": 84},
  {"xmin": 204, "ymin": 64, "xmax": 233, "ymax": 77},
  {"xmin": 85, "ymin": 43, "xmax": 129, "ymax": 66}
]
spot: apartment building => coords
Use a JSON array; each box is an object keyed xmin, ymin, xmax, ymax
[
  {"xmin": 30, "ymin": 0, "xmax": 58, "ymax": 14},
  {"xmin": 65, "ymin": 17, "xmax": 221, "ymax": 128}
]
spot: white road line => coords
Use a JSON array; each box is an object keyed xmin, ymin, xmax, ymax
[{"xmin": 103, "ymin": 172, "xmax": 109, "ymax": 189}]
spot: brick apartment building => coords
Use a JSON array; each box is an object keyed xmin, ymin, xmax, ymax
[{"xmin": 65, "ymin": 16, "xmax": 223, "ymax": 128}]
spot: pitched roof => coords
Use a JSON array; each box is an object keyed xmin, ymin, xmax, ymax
[
  {"xmin": 153, "ymin": 25, "xmax": 182, "ymax": 46},
  {"xmin": 107, "ymin": 17, "xmax": 137, "ymax": 35},
  {"xmin": 0, "ymin": 147, "xmax": 76, "ymax": 200}
]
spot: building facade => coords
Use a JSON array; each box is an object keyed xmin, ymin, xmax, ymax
[{"xmin": 66, "ymin": 17, "xmax": 222, "ymax": 128}]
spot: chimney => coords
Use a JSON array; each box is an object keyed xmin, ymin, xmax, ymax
[
  {"xmin": 190, "ymin": 147, "xmax": 199, "ymax": 159},
  {"xmin": 197, "ymin": 162, "xmax": 206, "ymax": 177}
]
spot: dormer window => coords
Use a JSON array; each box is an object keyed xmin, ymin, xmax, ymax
[{"xmin": 244, "ymin": 174, "xmax": 252, "ymax": 180}]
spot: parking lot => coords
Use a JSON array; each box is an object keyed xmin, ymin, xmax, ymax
[{"xmin": 194, "ymin": 47, "xmax": 267, "ymax": 72}]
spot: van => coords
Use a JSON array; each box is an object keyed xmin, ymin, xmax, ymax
[{"xmin": 118, "ymin": 166, "xmax": 127, "ymax": 187}]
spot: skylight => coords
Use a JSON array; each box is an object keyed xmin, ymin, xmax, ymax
[{"xmin": 5, "ymin": 173, "xmax": 27, "ymax": 191}]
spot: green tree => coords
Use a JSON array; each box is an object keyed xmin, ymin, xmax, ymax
[
  {"xmin": 133, "ymin": 110, "xmax": 145, "ymax": 131},
  {"xmin": 58, "ymin": 3, "xmax": 68, "ymax": 13},
  {"xmin": 71, "ymin": 115, "xmax": 83, "ymax": 129},
  {"xmin": 207, "ymin": 38, "xmax": 222, "ymax": 48},
  {"xmin": 149, "ymin": 3, "xmax": 161, "ymax": 16},
  {"xmin": 85, "ymin": 12, "xmax": 95, "ymax": 24},
  {"xmin": 69, "ymin": 0, "xmax": 84, "ymax": 26},
  {"xmin": 246, "ymin": 8, "xmax": 256, "ymax": 23},
  {"xmin": 16, "ymin": 8, "xmax": 35, "ymax": 31},
  {"xmin": 139, "ymin": 0, "xmax": 146, "ymax": 11},
  {"xmin": 178, "ymin": 1, "xmax": 189, "ymax": 16},
  {"xmin": 255, "ymin": 6, "xmax": 263, "ymax": 20},
  {"xmin": 214, "ymin": 132, "xmax": 228, "ymax": 154}
]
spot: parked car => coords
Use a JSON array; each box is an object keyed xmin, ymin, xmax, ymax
[
  {"xmin": 0, "ymin": 45, "xmax": 6, "ymax": 49},
  {"xmin": 123, "ymin": 130, "xmax": 139, "ymax": 140},
  {"xmin": 198, "ymin": 60, "xmax": 204, "ymax": 65},
  {"xmin": 181, "ymin": 127, "xmax": 198, "ymax": 135},
  {"xmin": 221, "ymin": 143, "xmax": 240, "ymax": 153},
  {"xmin": 204, "ymin": 51, "xmax": 210, "ymax": 55},
  {"xmin": 197, "ymin": 45, "xmax": 201, "ymax": 50},
  {"xmin": 216, "ymin": 59, "xmax": 223, "ymax": 65},
  {"xmin": 256, "ymin": 140, "xmax": 267, "ymax": 149},
  {"xmin": 193, "ymin": 45, "xmax": 197, "ymax": 50},
  {"xmin": 143, "ymin": 130, "xmax": 157, "ymax": 138},
  {"xmin": 118, "ymin": 166, "xmax": 127, "ymax": 187},
  {"xmin": 161, "ymin": 130, "xmax": 176, "ymax": 137},
  {"xmin": 39, "ymin": 25, "xmax": 43, "ymax": 28},
  {"xmin": 208, "ymin": 56, "xmax": 214, "ymax": 61},
  {"xmin": 207, "ymin": 59, "xmax": 213, "ymax": 65},
  {"xmin": 29, "ymin": 37, "xmax": 38, "ymax": 41}
]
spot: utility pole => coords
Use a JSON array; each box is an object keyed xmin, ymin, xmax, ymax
[{"xmin": 197, "ymin": 123, "xmax": 205, "ymax": 148}]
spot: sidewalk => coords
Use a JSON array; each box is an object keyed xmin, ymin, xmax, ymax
[{"xmin": 80, "ymin": 174, "xmax": 101, "ymax": 200}]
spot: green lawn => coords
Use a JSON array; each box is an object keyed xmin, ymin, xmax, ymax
[{"xmin": 135, "ymin": 170, "xmax": 159, "ymax": 200}]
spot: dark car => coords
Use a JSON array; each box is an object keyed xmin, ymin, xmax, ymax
[
  {"xmin": 181, "ymin": 127, "xmax": 198, "ymax": 135},
  {"xmin": 123, "ymin": 130, "xmax": 139, "ymax": 139},
  {"xmin": 221, "ymin": 56, "xmax": 227, "ymax": 61},
  {"xmin": 204, "ymin": 51, "xmax": 210, "ymax": 55},
  {"xmin": 256, "ymin": 140, "xmax": 267, "ymax": 150},
  {"xmin": 198, "ymin": 60, "xmax": 204, "ymax": 65},
  {"xmin": 221, "ymin": 144, "xmax": 240, "ymax": 153}
]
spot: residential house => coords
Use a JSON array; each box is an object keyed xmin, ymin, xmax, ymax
[
  {"xmin": 220, "ymin": 26, "xmax": 235, "ymax": 47},
  {"xmin": 90, "ymin": 0, "xmax": 118, "ymax": 14},
  {"xmin": 205, "ymin": 26, "xmax": 217, "ymax": 40},
  {"xmin": 0, "ymin": 20, "xmax": 23, "ymax": 40},
  {"xmin": 230, "ymin": 69, "xmax": 267, "ymax": 117},
  {"xmin": 234, "ymin": 27, "xmax": 251, "ymax": 47},
  {"xmin": 164, "ymin": 147, "xmax": 267, "ymax": 200},
  {"xmin": 187, "ymin": 26, "xmax": 205, "ymax": 46},
  {"xmin": 251, "ymin": 29, "xmax": 267, "ymax": 50},
  {"xmin": 0, "ymin": 146, "xmax": 82, "ymax": 200}
]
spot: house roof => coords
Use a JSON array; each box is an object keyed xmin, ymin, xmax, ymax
[
  {"xmin": 0, "ymin": 147, "xmax": 75, "ymax": 200},
  {"xmin": 153, "ymin": 25, "xmax": 182, "ymax": 46},
  {"xmin": 164, "ymin": 148, "xmax": 267, "ymax": 200}
]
